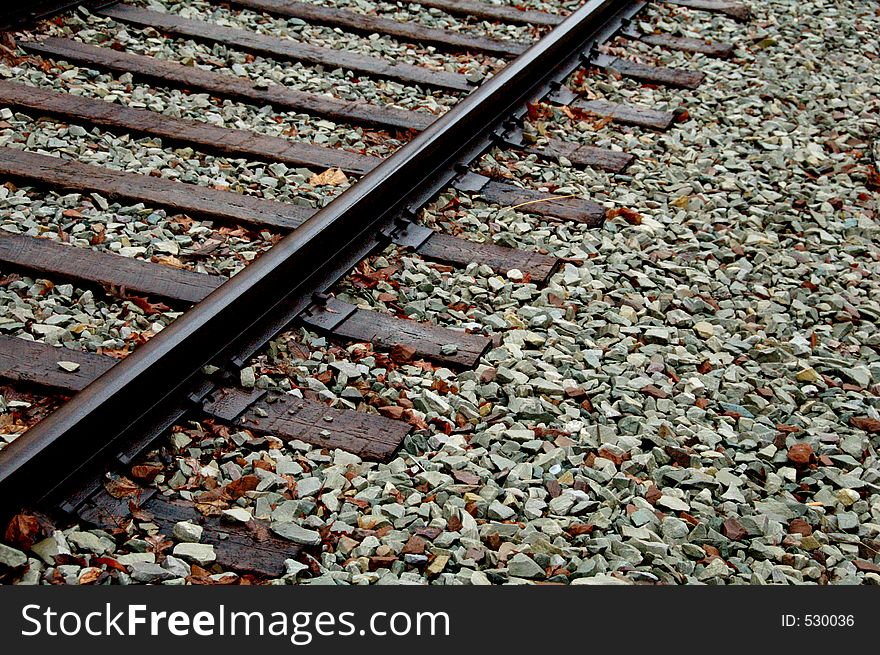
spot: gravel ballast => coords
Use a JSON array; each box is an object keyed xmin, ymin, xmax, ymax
[{"xmin": 3, "ymin": 0, "xmax": 880, "ymax": 586}]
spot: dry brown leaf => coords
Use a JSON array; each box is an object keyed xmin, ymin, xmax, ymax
[
  {"xmin": 4, "ymin": 513, "xmax": 42, "ymax": 550},
  {"xmin": 130, "ymin": 463, "xmax": 164, "ymax": 483},
  {"xmin": 309, "ymin": 168, "xmax": 348, "ymax": 186},
  {"xmin": 104, "ymin": 474, "xmax": 142, "ymax": 499},
  {"xmin": 78, "ymin": 568, "xmax": 103, "ymax": 585},
  {"xmin": 607, "ymin": 207, "xmax": 642, "ymax": 225},
  {"xmin": 153, "ymin": 255, "xmax": 187, "ymax": 269}
]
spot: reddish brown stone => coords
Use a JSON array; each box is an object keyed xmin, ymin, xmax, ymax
[
  {"xmin": 465, "ymin": 547, "xmax": 485, "ymax": 562},
  {"xmin": 568, "ymin": 523, "xmax": 594, "ymax": 537},
  {"xmin": 368, "ymin": 555, "xmax": 398, "ymax": 571},
  {"xmin": 851, "ymin": 416, "xmax": 880, "ymax": 434},
  {"xmin": 452, "ymin": 470, "xmax": 481, "ymax": 486},
  {"xmin": 378, "ymin": 405, "xmax": 404, "ymax": 420},
  {"xmin": 401, "ymin": 535, "xmax": 427, "ymax": 555},
  {"xmin": 680, "ymin": 512, "xmax": 700, "ymax": 526},
  {"xmin": 722, "ymin": 517, "xmax": 748, "ymax": 542},
  {"xmin": 788, "ymin": 518, "xmax": 812, "ymax": 537},
  {"xmin": 640, "ymin": 384, "xmax": 668, "ymax": 399},
  {"xmin": 776, "ymin": 423, "xmax": 801, "ymax": 433},
  {"xmin": 564, "ymin": 386, "xmax": 587, "ymax": 400},
  {"xmin": 645, "ymin": 485, "xmax": 662, "ymax": 505},
  {"xmin": 390, "ymin": 344, "xmax": 416, "ymax": 363},
  {"xmin": 853, "ymin": 559, "xmax": 880, "ymax": 573},
  {"xmin": 597, "ymin": 447, "xmax": 626, "ymax": 466},
  {"xmin": 415, "ymin": 527, "xmax": 442, "ymax": 540},
  {"xmin": 483, "ymin": 533, "xmax": 502, "ymax": 551},
  {"xmin": 479, "ymin": 367, "xmax": 496, "ymax": 383},
  {"xmin": 702, "ymin": 544, "xmax": 721, "ymax": 559},
  {"xmin": 787, "ymin": 442, "xmax": 814, "ymax": 465}
]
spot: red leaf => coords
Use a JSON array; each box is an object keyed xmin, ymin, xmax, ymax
[
  {"xmin": 4, "ymin": 513, "xmax": 41, "ymax": 550},
  {"xmin": 93, "ymin": 556, "xmax": 129, "ymax": 573},
  {"xmin": 225, "ymin": 474, "xmax": 259, "ymax": 499},
  {"xmin": 131, "ymin": 463, "xmax": 163, "ymax": 483},
  {"xmin": 607, "ymin": 207, "xmax": 642, "ymax": 225},
  {"xmin": 128, "ymin": 295, "xmax": 172, "ymax": 315},
  {"xmin": 390, "ymin": 344, "xmax": 417, "ymax": 363}
]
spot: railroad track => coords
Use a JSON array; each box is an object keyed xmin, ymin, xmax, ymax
[{"xmin": 0, "ymin": 0, "xmax": 749, "ymax": 580}]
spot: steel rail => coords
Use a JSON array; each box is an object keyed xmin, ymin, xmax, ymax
[{"xmin": 0, "ymin": 0, "xmax": 645, "ymax": 511}]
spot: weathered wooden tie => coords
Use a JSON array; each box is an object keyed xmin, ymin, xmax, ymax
[
  {"xmin": 397, "ymin": 0, "xmax": 564, "ymax": 27},
  {"xmin": 624, "ymin": 29, "xmax": 735, "ymax": 58},
  {"xmin": 661, "ymin": 0, "xmax": 750, "ymax": 21},
  {"xmin": 0, "ymin": 147, "xmax": 310, "ymax": 231},
  {"xmin": 0, "ymin": 81, "xmax": 379, "ymax": 175},
  {"xmin": 0, "ymin": 148, "xmax": 559, "ymax": 281},
  {"xmin": 455, "ymin": 173, "xmax": 605, "ymax": 226},
  {"xmin": 300, "ymin": 297, "xmax": 491, "ymax": 368},
  {"xmin": 592, "ymin": 53, "xmax": 704, "ymax": 89},
  {"xmin": 496, "ymin": 124, "xmax": 634, "ymax": 173},
  {"xmin": 0, "ymin": 231, "xmax": 224, "ymax": 303},
  {"xmin": 222, "ymin": 0, "xmax": 529, "ymax": 57},
  {"xmin": 570, "ymin": 98, "xmax": 675, "ymax": 130},
  {"xmin": 522, "ymin": 139, "xmax": 635, "ymax": 173},
  {"xmin": 21, "ymin": 38, "xmax": 436, "ymax": 132},
  {"xmin": 0, "ymin": 82, "xmax": 608, "ymax": 219},
  {"xmin": 417, "ymin": 232, "xmax": 558, "ymax": 284},
  {"xmin": 75, "ymin": 490, "xmax": 302, "ymax": 578},
  {"xmin": 97, "ymin": 4, "xmax": 473, "ymax": 92},
  {"xmin": 0, "ymin": 336, "xmax": 411, "ymax": 463},
  {"xmin": 203, "ymin": 387, "xmax": 411, "ymax": 461},
  {"xmin": 0, "ymin": 334, "xmax": 115, "ymax": 392},
  {"xmin": 0, "ymin": 232, "xmax": 493, "ymax": 366}
]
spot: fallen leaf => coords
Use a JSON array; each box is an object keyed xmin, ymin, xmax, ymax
[
  {"xmin": 130, "ymin": 463, "xmax": 164, "ymax": 483},
  {"xmin": 128, "ymin": 295, "xmax": 172, "ymax": 315},
  {"xmin": 225, "ymin": 474, "xmax": 259, "ymax": 499},
  {"xmin": 4, "ymin": 513, "xmax": 41, "ymax": 550},
  {"xmin": 78, "ymin": 568, "xmax": 103, "ymax": 585},
  {"xmin": 153, "ymin": 255, "xmax": 187, "ymax": 269},
  {"xmin": 309, "ymin": 168, "xmax": 348, "ymax": 186},
  {"xmin": 93, "ymin": 556, "xmax": 128, "ymax": 573},
  {"xmin": 104, "ymin": 474, "xmax": 142, "ymax": 499},
  {"xmin": 390, "ymin": 344, "xmax": 417, "ymax": 363},
  {"xmin": 866, "ymin": 164, "xmax": 880, "ymax": 191},
  {"xmin": 607, "ymin": 206, "xmax": 642, "ymax": 225},
  {"xmin": 526, "ymin": 101, "xmax": 553, "ymax": 122}
]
